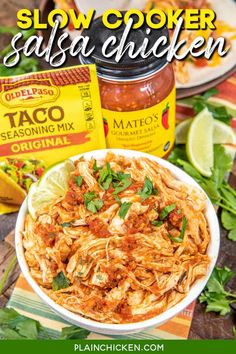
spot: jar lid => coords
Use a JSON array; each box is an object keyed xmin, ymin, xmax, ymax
[{"xmin": 80, "ymin": 12, "xmax": 170, "ymax": 80}]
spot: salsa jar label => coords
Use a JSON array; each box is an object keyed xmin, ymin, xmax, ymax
[{"xmin": 103, "ymin": 87, "xmax": 176, "ymax": 157}]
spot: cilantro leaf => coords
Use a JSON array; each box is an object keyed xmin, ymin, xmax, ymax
[
  {"xmin": 159, "ymin": 204, "xmax": 176, "ymax": 220},
  {"xmin": 52, "ymin": 272, "xmax": 70, "ymax": 291},
  {"xmin": 168, "ymin": 216, "xmax": 187, "ymax": 243},
  {"xmin": 87, "ymin": 199, "xmax": 103, "ymax": 213},
  {"xmin": 221, "ymin": 210, "xmax": 236, "ymax": 230},
  {"xmin": 0, "ymin": 308, "xmax": 48, "ymax": 340},
  {"xmin": 98, "ymin": 163, "xmax": 113, "ymax": 190},
  {"xmin": 84, "ymin": 191, "xmax": 103, "ymax": 213},
  {"xmin": 0, "ymin": 308, "xmax": 90, "ymax": 340},
  {"xmin": 201, "ymin": 293, "xmax": 232, "ymax": 316},
  {"xmin": 168, "ymin": 146, "xmax": 188, "ymax": 165},
  {"xmin": 202, "ymin": 88, "xmax": 219, "ymax": 100},
  {"xmin": 75, "ymin": 176, "xmax": 83, "ymax": 187},
  {"xmin": 200, "ymin": 266, "xmax": 236, "ymax": 316},
  {"xmin": 119, "ymin": 202, "xmax": 132, "ymax": 219},
  {"xmin": 84, "ymin": 191, "xmax": 96, "ymax": 204},
  {"xmin": 92, "ymin": 160, "xmax": 101, "ymax": 172},
  {"xmin": 111, "ymin": 171, "xmax": 132, "ymax": 195},
  {"xmin": 61, "ymin": 222, "xmax": 72, "ymax": 228},
  {"xmin": 138, "ymin": 177, "xmax": 158, "ymax": 201},
  {"xmin": 152, "ymin": 220, "xmax": 163, "ymax": 227},
  {"xmin": 191, "ymin": 89, "xmax": 232, "ymax": 125},
  {"xmin": 61, "ymin": 325, "xmax": 90, "ymax": 339},
  {"xmin": 228, "ymin": 229, "xmax": 236, "ymax": 241}
]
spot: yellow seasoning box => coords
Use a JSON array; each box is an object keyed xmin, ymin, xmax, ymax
[{"xmin": 0, "ymin": 65, "xmax": 106, "ymax": 213}]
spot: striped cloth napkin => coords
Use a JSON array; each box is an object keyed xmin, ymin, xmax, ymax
[
  {"xmin": 8, "ymin": 72, "xmax": 236, "ymax": 339},
  {"xmin": 8, "ymin": 275, "xmax": 194, "ymax": 339}
]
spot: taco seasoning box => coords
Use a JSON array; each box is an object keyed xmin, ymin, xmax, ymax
[
  {"xmin": 0, "ymin": 65, "xmax": 106, "ymax": 211},
  {"xmin": 80, "ymin": 13, "xmax": 176, "ymax": 158}
]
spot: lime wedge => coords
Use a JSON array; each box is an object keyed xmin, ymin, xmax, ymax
[
  {"xmin": 186, "ymin": 108, "xmax": 214, "ymax": 177},
  {"xmin": 175, "ymin": 118, "xmax": 193, "ymax": 144},
  {"xmin": 176, "ymin": 117, "xmax": 235, "ymax": 145},
  {"xmin": 28, "ymin": 160, "xmax": 75, "ymax": 219},
  {"xmin": 213, "ymin": 120, "xmax": 235, "ymax": 144}
]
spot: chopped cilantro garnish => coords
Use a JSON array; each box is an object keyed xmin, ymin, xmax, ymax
[
  {"xmin": 52, "ymin": 272, "xmax": 70, "ymax": 291},
  {"xmin": 119, "ymin": 202, "xmax": 132, "ymax": 219},
  {"xmin": 93, "ymin": 159, "xmax": 102, "ymax": 172},
  {"xmin": 152, "ymin": 220, "xmax": 163, "ymax": 227},
  {"xmin": 168, "ymin": 216, "xmax": 188, "ymax": 243},
  {"xmin": 159, "ymin": 203, "xmax": 176, "ymax": 220},
  {"xmin": 138, "ymin": 177, "xmax": 158, "ymax": 201},
  {"xmin": 112, "ymin": 178, "xmax": 132, "ymax": 195},
  {"xmin": 87, "ymin": 199, "xmax": 103, "ymax": 213},
  {"xmin": 98, "ymin": 163, "xmax": 113, "ymax": 190},
  {"xmin": 114, "ymin": 195, "xmax": 122, "ymax": 205},
  {"xmin": 61, "ymin": 222, "xmax": 72, "ymax": 228},
  {"xmin": 75, "ymin": 176, "xmax": 83, "ymax": 187},
  {"xmin": 84, "ymin": 191, "xmax": 103, "ymax": 213}
]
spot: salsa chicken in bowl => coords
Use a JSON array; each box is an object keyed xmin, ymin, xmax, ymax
[{"xmin": 15, "ymin": 149, "xmax": 220, "ymax": 334}]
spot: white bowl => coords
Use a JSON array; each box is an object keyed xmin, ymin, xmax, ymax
[{"xmin": 15, "ymin": 149, "xmax": 220, "ymax": 335}]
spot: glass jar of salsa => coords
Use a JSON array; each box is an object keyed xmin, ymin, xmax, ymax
[{"xmin": 80, "ymin": 13, "xmax": 176, "ymax": 158}]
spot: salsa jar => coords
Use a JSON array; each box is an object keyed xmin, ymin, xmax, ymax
[{"xmin": 80, "ymin": 13, "xmax": 176, "ymax": 158}]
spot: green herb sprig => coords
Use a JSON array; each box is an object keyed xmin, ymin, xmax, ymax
[
  {"xmin": 200, "ymin": 266, "xmax": 236, "ymax": 316},
  {"xmin": 0, "ymin": 308, "xmax": 90, "ymax": 339}
]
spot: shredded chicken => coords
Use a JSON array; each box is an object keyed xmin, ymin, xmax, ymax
[{"xmin": 23, "ymin": 153, "xmax": 210, "ymax": 324}]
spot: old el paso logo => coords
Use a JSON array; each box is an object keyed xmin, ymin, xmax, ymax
[{"xmin": 0, "ymin": 79, "xmax": 60, "ymax": 108}]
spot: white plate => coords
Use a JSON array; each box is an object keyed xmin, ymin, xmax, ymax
[
  {"xmin": 74, "ymin": 0, "xmax": 236, "ymax": 89},
  {"xmin": 177, "ymin": 0, "xmax": 236, "ymax": 89},
  {"xmin": 15, "ymin": 149, "xmax": 220, "ymax": 335}
]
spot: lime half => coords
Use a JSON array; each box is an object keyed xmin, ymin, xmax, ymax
[
  {"xmin": 28, "ymin": 160, "xmax": 75, "ymax": 219},
  {"xmin": 186, "ymin": 108, "xmax": 214, "ymax": 177}
]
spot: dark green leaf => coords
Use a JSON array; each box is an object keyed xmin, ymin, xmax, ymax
[
  {"xmin": 87, "ymin": 199, "xmax": 103, "ymax": 213},
  {"xmin": 213, "ymin": 145, "xmax": 233, "ymax": 187},
  {"xmin": 228, "ymin": 229, "xmax": 236, "ymax": 241},
  {"xmin": 204, "ymin": 294, "xmax": 232, "ymax": 316},
  {"xmin": 0, "ymin": 327, "xmax": 24, "ymax": 340},
  {"xmin": 168, "ymin": 146, "xmax": 187, "ymax": 165},
  {"xmin": 207, "ymin": 104, "xmax": 231, "ymax": 125},
  {"xmin": 61, "ymin": 325, "xmax": 90, "ymax": 339},
  {"xmin": 152, "ymin": 220, "xmax": 163, "ymax": 227},
  {"xmin": 102, "ymin": 175, "xmax": 113, "ymax": 190},
  {"xmin": 179, "ymin": 216, "xmax": 188, "ymax": 239},
  {"xmin": 138, "ymin": 177, "xmax": 158, "ymax": 201},
  {"xmin": 202, "ymin": 88, "xmax": 219, "ymax": 100},
  {"xmin": 114, "ymin": 195, "xmax": 122, "ymax": 205},
  {"xmin": 177, "ymin": 159, "xmax": 203, "ymax": 182},
  {"xmin": 61, "ymin": 222, "xmax": 72, "ymax": 228},
  {"xmin": 113, "ymin": 178, "xmax": 132, "ymax": 195},
  {"xmin": 92, "ymin": 159, "xmax": 102, "ymax": 172},
  {"xmin": 221, "ymin": 210, "xmax": 236, "ymax": 231},
  {"xmin": 0, "ymin": 308, "xmax": 21, "ymax": 325},
  {"xmin": 200, "ymin": 266, "xmax": 236, "ymax": 316},
  {"xmin": 119, "ymin": 202, "xmax": 132, "ymax": 219},
  {"xmin": 52, "ymin": 272, "xmax": 70, "ymax": 291},
  {"xmin": 16, "ymin": 319, "xmax": 38, "ymax": 339},
  {"xmin": 84, "ymin": 191, "xmax": 96, "ymax": 204},
  {"xmin": 75, "ymin": 176, "xmax": 83, "ymax": 187},
  {"xmin": 159, "ymin": 204, "xmax": 176, "ymax": 220},
  {"xmin": 0, "ymin": 308, "xmax": 48, "ymax": 340},
  {"xmin": 84, "ymin": 191, "xmax": 103, "ymax": 213},
  {"xmin": 168, "ymin": 216, "xmax": 187, "ymax": 243},
  {"xmin": 193, "ymin": 100, "xmax": 205, "ymax": 114}
]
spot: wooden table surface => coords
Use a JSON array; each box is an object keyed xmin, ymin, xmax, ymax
[{"xmin": 0, "ymin": 0, "xmax": 236, "ymax": 340}]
